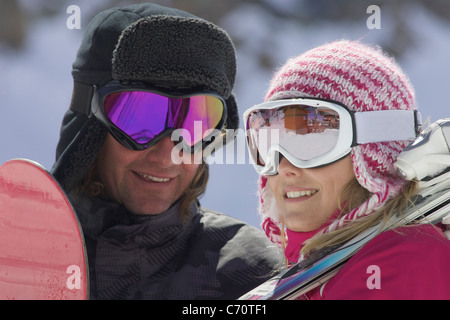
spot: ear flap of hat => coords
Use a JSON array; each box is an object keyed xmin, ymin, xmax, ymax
[
  {"xmin": 258, "ymin": 175, "xmax": 284, "ymax": 246},
  {"xmin": 350, "ymin": 142, "xmax": 408, "ymax": 197},
  {"xmin": 315, "ymin": 142, "xmax": 410, "ymax": 235},
  {"xmin": 225, "ymin": 94, "xmax": 239, "ymax": 130},
  {"xmin": 51, "ymin": 111, "xmax": 107, "ymax": 192}
]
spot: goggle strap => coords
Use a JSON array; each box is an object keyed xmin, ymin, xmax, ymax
[
  {"xmin": 69, "ymin": 81, "xmax": 95, "ymax": 116},
  {"xmin": 354, "ymin": 110, "xmax": 420, "ymax": 144}
]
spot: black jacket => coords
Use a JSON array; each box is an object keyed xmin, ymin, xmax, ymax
[{"xmin": 69, "ymin": 191, "xmax": 280, "ymax": 299}]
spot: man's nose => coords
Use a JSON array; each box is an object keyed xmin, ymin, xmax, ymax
[{"xmin": 144, "ymin": 136, "xmax": 177, "ymax": 167}]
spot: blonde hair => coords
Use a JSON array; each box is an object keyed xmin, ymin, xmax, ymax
[{"xmin": 300, "ymin": 178, "xmax": 418, "ymax": 257}]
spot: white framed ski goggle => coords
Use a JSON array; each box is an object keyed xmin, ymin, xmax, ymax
[{"xmin": 243, "ymin": 98, "xmax": 421, "ymax": 175}]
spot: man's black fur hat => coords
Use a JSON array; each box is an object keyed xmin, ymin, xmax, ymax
[{"xmin": 51, "ymin": 3, "xmax": 239, "ymax": 192}]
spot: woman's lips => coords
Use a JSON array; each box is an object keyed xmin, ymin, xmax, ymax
[{"xmin": 284, "ymin": 189, "xmax": 318, "ymax": 199}]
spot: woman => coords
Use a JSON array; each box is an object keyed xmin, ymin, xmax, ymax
[{"xmin": 244, "ymin": 40, "xmax": 450, "ymax": 299}]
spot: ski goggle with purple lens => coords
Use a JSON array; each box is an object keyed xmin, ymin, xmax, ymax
[
  {"xmin": 91, "ymin": 82, "xmax": 227, "ymax": 152},
  {"xmin": 243, "ymin": 98, "xmax": 421, "ymax": 175}
]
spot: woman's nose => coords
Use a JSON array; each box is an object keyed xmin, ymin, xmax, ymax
[{"xmin": 277, "ymin": 156, "xmax": 303, "ymax": 177}]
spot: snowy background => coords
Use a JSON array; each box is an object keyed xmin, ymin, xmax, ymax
[{"xmin": 1, "ymin": 0, "xmax": 449, "ymax": 228}]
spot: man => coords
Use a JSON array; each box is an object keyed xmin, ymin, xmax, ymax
[{"xmin": 50, "ymin": 3, "xmax": 280, "ymax": 300}]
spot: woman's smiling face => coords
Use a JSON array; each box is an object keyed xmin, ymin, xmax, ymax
[{"xmin": 267, "ymin": 155, "xmax": 355, "ymax": 232}]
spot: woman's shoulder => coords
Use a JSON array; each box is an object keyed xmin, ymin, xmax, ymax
[
  {"xmin": 366, "ymin": 223, "xmax": 450, "ymax": 251},
  {"xmin": 318, "ymin": 224, "xmax": 450, "ymax": 299}
]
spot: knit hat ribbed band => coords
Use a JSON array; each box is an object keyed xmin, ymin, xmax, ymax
[{"xmin": 258, "ymin": 40, "xmax": 417, "ymax": 245}]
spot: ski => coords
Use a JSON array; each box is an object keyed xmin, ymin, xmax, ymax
[{"xmin": 0, "ymin": 159, "xmax": 88, "ymax": 299}]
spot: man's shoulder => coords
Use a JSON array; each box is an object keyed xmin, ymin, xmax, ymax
[
  {"xmin": 198, "ymin": 206, "xmax": 267, "ymax": 239},
  {"xmin": 196, "ymin": 206, "xmax": 282, "ymax": 273},
  {"xmin": 199, "ymin": 206, "xmax": 253, "ymax": 226},
  {"xmin": 197, "ymin": 207, "xmax": 281, "ymax": 255}
]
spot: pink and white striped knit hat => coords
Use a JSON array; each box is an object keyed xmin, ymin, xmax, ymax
[{"xmin": 258, "ymin": 40, "xmax": 417, "ymax": 246}]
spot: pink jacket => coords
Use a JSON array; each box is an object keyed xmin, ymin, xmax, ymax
[{"xmin": 299, "ymin": 224, "xmax": 450, "ymax": 300}]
